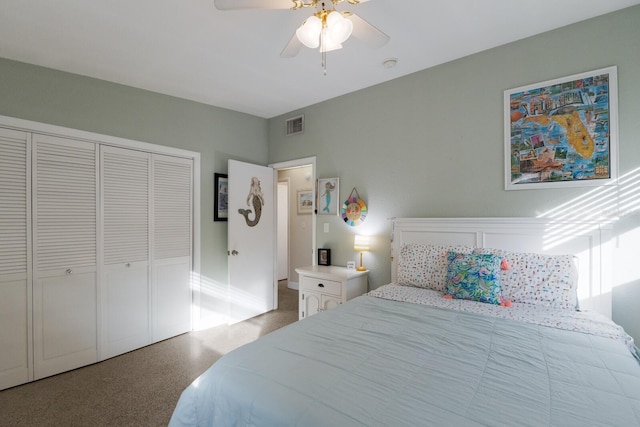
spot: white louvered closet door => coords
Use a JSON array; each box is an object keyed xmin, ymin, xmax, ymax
[
  {"xmin": 101, "ymin": 146, "xmax": 151, "ymax": 359},
  {"xmin": 151, "ymin": 154, "xmax": 193, "ymax": 342},
  {"xmin": 0, "ymin": 128, "xmax": 31, "ymax": 391},
  {"xmin": 32, "ymin": 134, "xmax": 98, "ymax": 380}
]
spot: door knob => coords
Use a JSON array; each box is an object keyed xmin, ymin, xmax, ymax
[
  {"xmin": 231, "ymin": 250, "xmax": 239, "ymax": 256},
  {"xmin": 66, "ymin": 269, "xmax": 73, "ymax": 275}
]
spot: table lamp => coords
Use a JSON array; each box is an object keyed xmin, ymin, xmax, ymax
[{"xmin": 353, "ymin": 235, "xmax": 370, "ymax": 271}]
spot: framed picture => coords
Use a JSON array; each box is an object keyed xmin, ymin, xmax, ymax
[
  {"xmin": 504, "ymin": 66, "xmax": 618, "ymax": 190},
  {"xmin": 316, "ymin": 177, "xmax": 339, "ymax": 215},
  {"xmin": 297, "ymin": 189, "xmax": 313, "ymax": 214},
  {"xmin": 318, "ymin": 248, "xmax": 331, "ymax": 266},
  {"xmin": 214, "ymin": 173, "xmax": 228, "ymax": 221}
]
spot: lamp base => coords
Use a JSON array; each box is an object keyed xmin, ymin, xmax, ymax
[{"xmin": 356, "ymin": 266, "xmax": 367, "ymax": 271}]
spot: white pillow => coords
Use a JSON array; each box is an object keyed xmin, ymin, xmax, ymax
[
  {"xmin": 474, "ymin": 248, "xmax": 578, "ymax": 310},
  {"xmin": 397, "ymin": 244, "xmax": 474, "ymax": 292}
]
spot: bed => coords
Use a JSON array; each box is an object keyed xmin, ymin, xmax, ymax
[{"xmin": 170, "ymin": 218, "xmax": 640, "ymax": 426}]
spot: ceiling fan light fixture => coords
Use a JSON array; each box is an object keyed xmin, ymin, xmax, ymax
[
  {"xmin": 296, "ymin": 9, "xmax": 353, "ymax": 52},
  {"xmin": 296, "ymin": 15, "xmax": 322, "ymax": 48}
]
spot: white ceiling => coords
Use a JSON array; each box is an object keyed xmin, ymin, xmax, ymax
[{"xmin": 1, "ymin": 0, "xmax": 639, "ymax": 119}]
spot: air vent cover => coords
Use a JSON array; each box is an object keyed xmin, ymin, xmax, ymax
[{"xmin": 285, "ymin": 115, "xmax": 304, "ymax": 136}]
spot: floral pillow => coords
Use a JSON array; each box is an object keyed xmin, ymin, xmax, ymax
[
  {"xmin": 396, "ymin": 244, "xmax": 474, "ymax": 292},
  {"xmin": 445, "ymin": 252, "xmax": 503, "ymax": 305},
  {"xmin": 473, "ymin": 248, "xmax": 578, "ymax": 310}
]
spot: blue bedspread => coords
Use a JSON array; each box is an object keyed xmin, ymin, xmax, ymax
[{"xmin": 170, "ymin": 294, "xmax": 640, "ymax": 426}]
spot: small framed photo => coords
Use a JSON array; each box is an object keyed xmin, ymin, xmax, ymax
[
  {"xmin": 214, "ymin": 173, "xmax": 228, "ymax": 221},
  {"xmin": 318, "ymin": 248, "xmax": 331, "ymax": 266},
  {"xmin": 297, "ymin": 189, "xmax": 313, "ymax": 214},
  {"xmin": 317, "ymin": 177, "xmax": 339, "ymax": 215},
  {"xmin": 346, "ymin": 261, "xmax": 356, "ymax": 270}
]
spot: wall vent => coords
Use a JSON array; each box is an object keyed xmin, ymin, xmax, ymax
[{"xmin": 285, "ymin": 115, "xmax": 304, "ymax": 136}]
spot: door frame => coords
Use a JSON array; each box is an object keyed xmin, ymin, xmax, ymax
[
  {"xmin": 277, "ymin": 178, "xmax": 290, "ymax": 282},
  {"xmin": 270, "ymin": 156, "xmax": 317, "ymax": 309}
]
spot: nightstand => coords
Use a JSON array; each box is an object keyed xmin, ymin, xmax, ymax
[{"xmin": 295, "ymin": 265, "xmax": 369, "ymax": 320}]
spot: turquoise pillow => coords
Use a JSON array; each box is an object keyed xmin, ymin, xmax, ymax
[{"xmin": 445, "ymin": 252, "xmax": 503, "ymax": 305}]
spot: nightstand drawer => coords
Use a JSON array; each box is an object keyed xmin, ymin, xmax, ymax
[{"xmin": 301, "ymin": 276, "xmax": 341, "ymax": 296}]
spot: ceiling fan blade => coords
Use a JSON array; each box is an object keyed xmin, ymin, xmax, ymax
[
  {"xmin": 280, "ymin": 33, "xmax": 303, "ymax": 58},
  {"xmin": 347, "ymin": 13, "xmax": 389, "ymax": 49},
  {"xmin": 214, "ymin": 0, "xmax": 295, "ymax": 10}
]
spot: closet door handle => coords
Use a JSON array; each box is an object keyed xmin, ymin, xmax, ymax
[
  {"xmin": 125, "ymin": 263, "xmax": 131, "ymax": 267},
  {"xmin": 317, "ymin": 283, "xmax": 324, "ymax": 288},
  {"xmin": 66, "ymin": 268, "xmax": 73, "ymax": 275}
]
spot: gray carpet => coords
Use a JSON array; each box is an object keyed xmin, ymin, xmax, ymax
[{"xmin": 0, "ymin": 281, "xmax": 298, "ymax": 427}]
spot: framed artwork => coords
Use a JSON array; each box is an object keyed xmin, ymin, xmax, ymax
[
  {"xmin": 297, "ymin": 189, "xmax": 313, "ymax": 214},
  {"xmin": 214, "ymin": 173, "xmax": 228, "ymax": 221},
  {"xmin": 317, "ymin": 177, "xmax": 339, "ymax": 215},
  {"xmin": 504, "ymin": 66, "xmax": 618, "ymax": 190},
  {"xmin": 318, "ymin": 248, "xmax": 331, "ymax": 266}
]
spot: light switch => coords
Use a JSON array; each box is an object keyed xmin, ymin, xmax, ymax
[{"xmin": 324, "ymin": 222, "xmax": 329, "ymax": 233}]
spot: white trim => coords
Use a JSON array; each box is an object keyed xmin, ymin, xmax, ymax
[
  {"xmin": 192, "ymin": 154, "xmax": 201, "ymax": 331},
  {"xmin": 269, "ymin": 156, "xmax": 316, "ymax": 170},
  {"xmin": 277, "ymin": 177, "xmax": 291, "ymax": 284},
  {"xmin": 0, "ymin": 114, "xmax": 198, "ymax": 159},
  {"xmin": 26, "ymin": 133, "xmax": 33, "ymax": 383}
]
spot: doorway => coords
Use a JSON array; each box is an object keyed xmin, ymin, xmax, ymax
[{"xmin": 271, "ymin": 157, "xmax": 316, "ymax": 296}]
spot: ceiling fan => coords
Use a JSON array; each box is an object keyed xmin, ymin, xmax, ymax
[{"xmin": 213, "ymin": 0, "xmax": 390, "ymax": 73}]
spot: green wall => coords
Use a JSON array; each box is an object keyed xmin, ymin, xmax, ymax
[
  {"xmin": 0, "ymin": 6, "xmax": 638, "ymax": 340},
  {"xmin": 268, "ymin": 6, "xmax": 640, "ymax": 341},
  {"xmin": 0, "ymin": 57, "xmax": 269, "ymax": 325}
]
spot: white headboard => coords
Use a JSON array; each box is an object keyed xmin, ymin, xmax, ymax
[{"xmin": 391, "ymin": 218, "xmax": 613, "ymax": 318}]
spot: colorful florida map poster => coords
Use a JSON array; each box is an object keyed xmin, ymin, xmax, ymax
[{"xmin": 506, "ymin": 67, "xmax": 617, "ymax": 189}]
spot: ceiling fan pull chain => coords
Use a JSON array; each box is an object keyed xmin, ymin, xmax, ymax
[
  {"xmin": 322, "ymin": 51, "xmax": 327, "ymax": 76},
  {"xmin": 321, "ymin": 27, "xmax": 328, "ymax": 75},
  {"xmin": 322, "ymin": 48, "xmax": 328, "ymax": 75}
]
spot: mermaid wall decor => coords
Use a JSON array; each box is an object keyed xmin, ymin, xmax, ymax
[
  {"xmin": 317, "ymin": 177, "xmax": 339, "ymax": 216},
  {"xmin": 238, "ymin": 177, "xmax": 264, "ymax": 227}
]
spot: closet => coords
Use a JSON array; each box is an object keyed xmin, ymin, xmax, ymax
[{"xmin": 0, "ymin": 120, "xmax": 197, "ymax": 391}]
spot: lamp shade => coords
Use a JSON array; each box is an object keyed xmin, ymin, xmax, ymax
[
  {"xmin": 354, "ymin": 235, "xmax": 370, "ymax": 252},
  {"xmin": 296, "ymin": 15, "xmax": 322, "ymax": 48},
  {"xmin": 326, "ymin": 11, "xmax": 352, "ymax": 44}
]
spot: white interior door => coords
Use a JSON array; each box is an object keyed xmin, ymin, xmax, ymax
[
  {"xmin": 277, "ymin": 180, "xmax": 289, "ymax": 281},
  {"xmin": 100, "ymin": 145, "xmax": 151, "ymax": 359},
  {"xmin": 228, "ymin": 160, "xmax": 275, "ymax": 324},
  {"xmin": 151, "ymin": 154, "xmax": 193, "ymax": 341},
  {"xmin": 32, "ymin": 134, "xmax": 98, "ymax": 380}
]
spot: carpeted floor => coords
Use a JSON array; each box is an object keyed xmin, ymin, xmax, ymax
[{"xmin": 0, "ymin": 281, "xmax": 298, "ymax": 427}]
